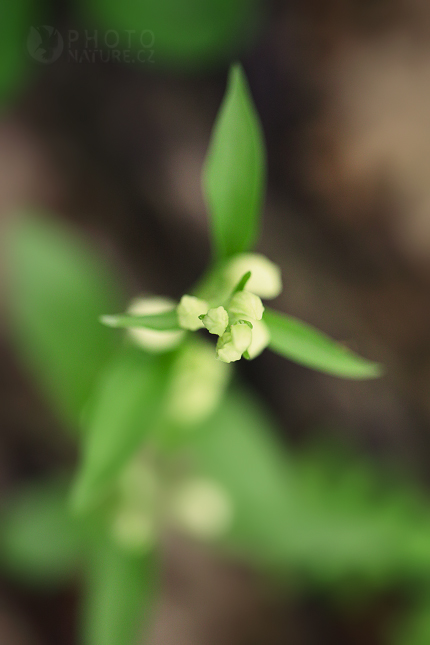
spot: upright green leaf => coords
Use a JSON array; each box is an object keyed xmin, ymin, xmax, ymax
[
  {"xmin": 203, "ymin": 64, "xmax": 266, "ymax": 260},
  {"xmin": 0, "ymin": 479, "xmax": 83, "ymax": 587},
  {"xmin": 3, "ymin": 214, "xmax": 124, "ymax": 427},
  {"xmin": 71, "ymin": 347, "xmax": 170, "ymax": 513},
  {"xmin": 264, "ymin": 308, "xmax": 383, "ymax": 379},
  {"xmin": 82, "ymin": 536, "xmax": 157, "ymax": 645}
]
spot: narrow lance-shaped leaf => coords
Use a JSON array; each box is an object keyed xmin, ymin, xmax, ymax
[
  {"xmin": 231, "ymin": 271, "xmax": 252, "ymax": 295},
  {"xmin": 100, "ymin": 310, "xmax": 180, "ymax": 331},
  {"xmin": 264, "ymin": 308, "xmax": 383, "ymax": 380},
  {"xmin": 81, "ymin": 536, "xmax": 158, "ymax": 645},
  {"xmin": 3, "ymin": 214, "xmax": 124, "ymax": 428},
  {"xmin": 203, "ymin": 63, "xmax": 266, "ymax": 260},
  {"xmin": 71, "ymin": 346, "xmax": 170, "ymax": 513}
]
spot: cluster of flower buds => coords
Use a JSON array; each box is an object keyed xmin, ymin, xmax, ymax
[{"xmin": 177, "ymin": 253, "xmax": 282, "ymax": 363}]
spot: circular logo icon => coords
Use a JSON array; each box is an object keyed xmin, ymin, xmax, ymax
[{"xmin": 27, "ymin": 26, "xmax": 63, "ymax": 64}]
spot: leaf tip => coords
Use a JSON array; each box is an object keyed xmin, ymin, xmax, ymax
[{"xmin": 100, "ymin": 314, "xmax": 118, "ymax": 328}]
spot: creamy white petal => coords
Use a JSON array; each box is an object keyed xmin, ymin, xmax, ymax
[{"xmin": 127, "ymin": 297, "xmax": 185, "ymax": 352}]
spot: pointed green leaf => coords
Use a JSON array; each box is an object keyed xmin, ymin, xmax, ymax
[
  {"xmin": 203, "ymin": 64, "xmax": 266, "ymax": 260},
  {"xmin": 231, "ymin": 270, "xmax": 252, "ymax": 295},
  {"xmin": 71, "ymin": 347, "xmax": 170, "ymax": 513},
  {"xmin": 82, "ymin": 537, "xmax": 157, "ymax": 645},
  {"xmin": 0, "ymin": 479, "xmax": 83, "ymax": 587},
  {"xmin": 101, "ymin": 310, "xmax": 180, "ymax": 331},
  {"xmin": 3, "ymin": 214, "xmax": 124, "ymax": 427},
  {"xmin": 264, "ymin": 308, "xmax": 383, "ymax": 379}
]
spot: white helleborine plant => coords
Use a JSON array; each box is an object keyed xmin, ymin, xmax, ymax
[
  {"xmin": 100, "ymin": 64, "xmax": 381, "ymax": 380},
  {"xmin": 3, "ymin": 62, "xmax": 385, "ymax": 645}
]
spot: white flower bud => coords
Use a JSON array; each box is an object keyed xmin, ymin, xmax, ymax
[
  {"xmin": 224, "ymin": 253, "xmax": 282, "ymax": 299},
  {"xmin": 202, "ymin": 306, "xmax": 229, "ymax": 336},
  {"xmin": 229, "ymin": 290, "xmax": 264, "ymax": 321},
  {"xmin": 118, "ymin": 459, "xmax": 158, "ymax": 508},
  {"xmin": 216, "ymin": 322, "xmax": 252, "ymax": 363},
  {"xmin": 216, "ymin": 331, "xmax": 242, "ymax": 363},
  {"xmin": 231, "ymin": 321, "xmax": 253, "ymax": 353},
  {"xmin": 111, "ymin": 508, "xmax": 155, "ymax": 553},
  {"xmin": 246, "ymin": 319, "xmax": 271, "ymax": 359},
  {"xmin": 177, "ymin": 295, "xmax": 209, "ymax": 331},
  {"xmin": 127, "ymin": 297, "xmax": 185, "ymax": 352},
  {"xmin": 170, "ymin": 479, "xmax": 233, "ymax": 540}
]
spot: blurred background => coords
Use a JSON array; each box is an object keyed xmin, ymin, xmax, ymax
[{"xmin": 3, "ymin": 0, "xmax": 430, "ymax": 643}]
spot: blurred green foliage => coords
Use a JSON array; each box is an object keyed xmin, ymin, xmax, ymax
[
  {"xmin": 72, "ymin": 347, "xmax": 172, "ymax": 512},
  {"xmin": 0, "ymin": 478, "xmax": 83, "ymax": 586},
  {"xmin": 79, "ymin": 0, "xmax": 261, "ymax": 70},
  {"xmin": 1, "ymin": 0, "xmax": 264, "ymax": 110},
  {"xmin": 191, "ymin": 389, "xmax": 430, "ymax": 589},
  {"xmin": 82, "ymin": 536, "xmax": 157, "ymax": 645},
  {"xmin": 3, "ymin": 215, "xmax": 125, "ymax": 428},
  {"xmin": 0, "ymin": 0, "xmax": 35, "ymax": 104}
]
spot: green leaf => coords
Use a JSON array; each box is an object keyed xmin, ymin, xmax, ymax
[
  {"xmin": 82, "ymin": 536, "xmax": 157, "ymax": 645},
  {"xmin": 264, "ymin": 308, "xmax": 383, "ymax": 380},
  {"xmin": 71, "ymin": 347, "xmax": 170, "ymax": 513},
  {"xmin": 100, "ymin": 310, "xmax": 180, "ymax": 331},
  {"xmin": 203, "ymin": 64, "xmax": 266, "ymax": 260},
  {"xmin": 3, "ymin": 214, "xmax": 125, "ymax": 427},
  {"xmin": 0, "ymin": 479, "xmax": 83, "ymax": 587},
  {"xmin": 231, "ymin": 271, "xmax": 252, "ymax": 295}
]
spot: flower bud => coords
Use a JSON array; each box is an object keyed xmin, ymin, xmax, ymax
[
  {"xmin": 111, "ymin": 508, "xmax": 155, "ymax": 553},
  {"xmin": 170, "ymin": 479, "xmax": 233, "ymax": 540},
  {"xmin": 165, "ymin": 339, "xmax": 231, "ymax": 426},
  {"xmin": 127, "ymin": 297, "xmax": 185, "ymax": 352},
  {"xmin": 245, "ymin": 319, "xmax": 271, "ymax": 359},
  {"xmin": 177, "ymin": 295, "xmax": 209, "ymax": 331},
  {"xmin": 216, "ymin": 322, "xmax": 252, "ymax": 363},
  {"xmin": 229, "ymin": 290, "xmax": 264, "ymax": 321},
  {"xmin": 202, "ymin": 306, "xmax": 229, "ymax": 336},
  {"xmin": 224, "ymin": 253, "xmax": 282, "ymax": 299},
  {"xmin": 216, "ymin": 331, "xmax": 241, "ymax": 363},
  {"xmin": 231, "ymin": 321, "xmax": 253, "ymax": 353}
]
